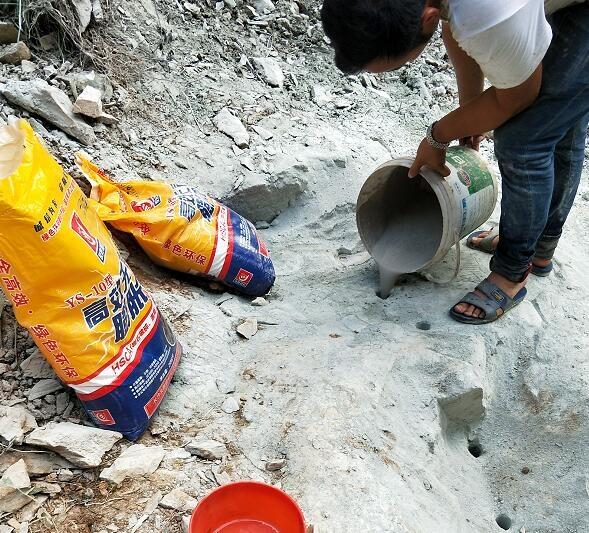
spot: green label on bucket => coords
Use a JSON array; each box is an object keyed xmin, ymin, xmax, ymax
[{"xmin": 446, "ymin": 148, "xmax": 493, "ymax": 195}]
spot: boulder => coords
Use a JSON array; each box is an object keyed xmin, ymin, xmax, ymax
[
  {"xmin": 0, "ymin": 406, "xmax": 37, "ymax": 445},
  {"xmin": 0, "ymin": 79, "xmax": 95, "ymax": 145},
  {"xmin": 221, "ymin": 157, "xmax": 308, "ymax": 222},
  {"xmin": 159, "ymin": 488, "xmax": 198, "ymax": 512},
  {"xmin": 0, "ymin": 42, "xmax": 31, "ymax": 64},
  {"xmin": 100, "ymin": 444, "xmax": 165, "ymax": 484},
  {"xmin": 214, "ymin": 107, "xmax": 249, "ymax": 148},
  {"xmin": 252, "ymin": 57, "xmax": 284, "ymax": 88},
  {"xmin": 27, "ymin": 379, "xmax": 63, "ymax": 401},
  {"xmin": 25, "ymin": 422, "xmax": 122, "ymax": 468},
  {"xmin": 185, "ymin": 439, "xmax": 227, "ymax": 460},
  {"xmin": 73, "ymin": 85, "xmax": 103, "ymax": 118}
]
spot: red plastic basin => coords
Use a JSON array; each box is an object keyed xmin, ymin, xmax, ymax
[{"xmin": 190, "ymin": 481, "xmax": 306, "ymax": 533}]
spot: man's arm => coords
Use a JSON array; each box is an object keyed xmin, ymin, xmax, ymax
[
  {"xmin": 433, "ymin": 65, "xmax": 542, "ymax": 144},
  {"xmin": 408, "ymin": 60, "xmax": 542, "ymax": 178},
  {"xmin": 442, "ymin": 22, "xmax": 484, "ymax": 106},
  {"xmin": 442, "ymin": 22, "xmax": 485, "ymax": 150}
]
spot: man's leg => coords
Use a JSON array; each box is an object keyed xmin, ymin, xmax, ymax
[
  {"xmin": 535, "ymin": 113, "xmax": 589, "ymax": 261},
  {"xmin": 454, "ymin": 3, "xmax": 589, "ymax": 319}
]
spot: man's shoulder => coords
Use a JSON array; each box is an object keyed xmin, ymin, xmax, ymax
[{"xmin": 447, "ymin": 0, "xmax": 531, "ymax": 41}]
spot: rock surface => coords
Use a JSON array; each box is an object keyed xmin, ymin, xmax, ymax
[
  {"xmin": 0, "ymin": 0, "xmax": 586, "ymax": 531},
  {"xmin": 25, "ymin": 422, "xmax": 122, "ymax": 468}
]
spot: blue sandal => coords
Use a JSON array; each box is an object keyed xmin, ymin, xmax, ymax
[
  {"xmin": 467, "ymin": 228, "xmax": 553, "ymax": 277},
  {"xmin": 449, "ymin": 279, "xmax": 527, "ymax": 325}
]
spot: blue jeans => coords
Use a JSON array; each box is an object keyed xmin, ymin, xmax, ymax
[{"xmin": 492, "ymin": 2, "xmax": 589, "ymax": 282}]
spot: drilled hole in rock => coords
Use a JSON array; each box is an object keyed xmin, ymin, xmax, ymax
[
  {"xmin": 468, "ymin": 439, "xmax": 483, "ymax": 458},
  {"xmin": 496, "ymin": 514, "xmax": 512, "ymax": 530},
  {"xmin": 416, "ymin": 321, "xmax": 431, "ymax": 331}
]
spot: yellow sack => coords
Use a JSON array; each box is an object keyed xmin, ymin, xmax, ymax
[
  {"xmin": 0, "ymin": 120, "xmax": 182, "ymax": 440},
  {"xmin": 77, "ymin": 154, "xmax": 276, "ymax": 296}
]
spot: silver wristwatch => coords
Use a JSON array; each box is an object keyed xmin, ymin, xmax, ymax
[{"xmin": 426, "ymin": 121, "xmax": 451, "ymax": 150}]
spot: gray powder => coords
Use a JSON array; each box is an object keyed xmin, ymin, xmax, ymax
[{"xmin": 369, "ymin": 178, "xmax": 442, "ymax": 298}]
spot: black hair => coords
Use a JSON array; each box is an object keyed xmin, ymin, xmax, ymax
[{"xmin": 321, "ymin": 0, "xmax": 428, "ymax": 74}]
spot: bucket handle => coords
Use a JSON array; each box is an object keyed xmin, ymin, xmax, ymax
[{"xmin": 421, "ymin": 230, "xmax": 461, "ymax": 285}]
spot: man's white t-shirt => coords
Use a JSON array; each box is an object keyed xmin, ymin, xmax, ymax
[{"xmin": 446, "ymin": 0, "xmax": 585, "ymax": 89}]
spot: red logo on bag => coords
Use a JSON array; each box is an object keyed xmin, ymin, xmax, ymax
[
  {"xmin": 131, "ymin": 196, "xmax": 161, "ymax": 212},
  {"xmin": 234, "ymin": 269, "xmax": 253, "ymax": 287},
  {"xmin": 71, "ymin": 212, "xmax": 106, "ymax": 262},
  {"xmin": 91, "ymin": 409, "xmax": 116, "ymax": 425}
]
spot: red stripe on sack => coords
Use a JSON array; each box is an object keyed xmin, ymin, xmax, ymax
[
  {"xmin": 204, "ymin": 205, "xmax": 221, "ymax": 274},
  {"xmin": 258, "ymin": 237, "xmax": 269, "ymax": 257},
  {"xmin": 143, "ymin": 342, "xmax": 182, "ymax": 418},
  {"xmin": 76, "ymin": 310, "xmax": 161, "ymax": 401},
  {"xmin": 67, "ymin": 302, "xmax": 155, "ymax": 385},
  {"xmin": 219, "ymin": 209, "xmax": 234, "ymax": 280}
]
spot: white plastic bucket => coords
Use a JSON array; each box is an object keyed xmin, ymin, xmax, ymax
[{"xmin": 356, "ymin": 146, "xmax": 498, "ymax": 297}]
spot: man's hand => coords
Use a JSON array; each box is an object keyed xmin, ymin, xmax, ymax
[
  {"xmin": 408, "ymin": 138, "xmax": 450, "ymax": 179},
  {"xmin": 459, "ymin": 135, "xmax": 484, "ymax": 151}
]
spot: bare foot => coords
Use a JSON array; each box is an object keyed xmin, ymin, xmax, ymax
[{"xmin": 453, "ymin": 272, "xmax": 526, "ymax": 319}]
